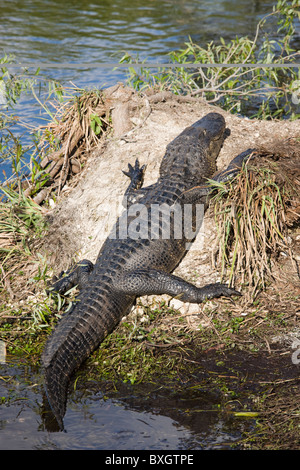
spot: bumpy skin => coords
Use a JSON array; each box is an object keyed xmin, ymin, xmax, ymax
[{"xmin": 42, "ymin": 112, "xmax": 254, "ymax": 430}]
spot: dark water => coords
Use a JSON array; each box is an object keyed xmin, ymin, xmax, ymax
[
  {"xmin": 0, "ymin": 355, "xmax": 255, "ymax": 450},
  {"xmin": 2, "ymin": 348, "xmax": 296, "ymax": 450}
]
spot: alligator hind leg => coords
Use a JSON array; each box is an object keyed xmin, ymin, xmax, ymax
[
  {"xmin": 49, "ymin": 259, "xmax": 94, "ymax": 295},
  {"xmin": 115, "ymin": 269, "xmax": 241, "ymax": 303}
]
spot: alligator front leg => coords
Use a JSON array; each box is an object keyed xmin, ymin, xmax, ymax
[
  {"xmin": 181, "ymin": 148, "xmax": 255, "ymax": 204},
  {"xmin": 123, "ymin": 158, "xmax": 148, "ymax": 205},
  {"xmin": 49, "ymin": 259, "xmax": 94, "ymax": 294},
  {"xmin": 114, "ymin": 269, "xmax": 240, "ymax": 302},
  {"xmin": 213, "ymin": 148, "xmax": 255, "ymax": 183}
]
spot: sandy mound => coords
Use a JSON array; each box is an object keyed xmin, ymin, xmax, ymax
[{"xmin": 43, "ymin": 85, "xmax": 300, "ymax": 302}]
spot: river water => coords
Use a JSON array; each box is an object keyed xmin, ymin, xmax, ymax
[
  {"xmin": 0, "ymin": 0, "xmax": 296, "ymax": 451},
  {"xmin": 0, "ymin": 0, "xmax": 277, "ymax": 87},
  {"xmin": 0, "ymin": 0, "xmax": 287, "ymax": 178}
]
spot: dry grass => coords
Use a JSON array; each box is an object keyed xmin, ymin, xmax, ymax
[
  {"xmin": 211, "ymin": 137, "xmax": 300, "ymax": 299},
  {"xmin": 23, "ymin": 89, "xmax": 111, "ymax": 204}
]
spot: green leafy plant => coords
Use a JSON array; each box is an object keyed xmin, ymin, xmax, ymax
[
  {"xmin": 119, "ymin": 1, "xmax": 300, "ymax": 119},
  {"xmin": 90, "ymin": 113, "xmax": 103, "ymax": 135}
]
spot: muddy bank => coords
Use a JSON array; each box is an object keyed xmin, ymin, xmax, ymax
[{"xmin": 1, "ymin": 86, "xmax": 299, "ymax": 449}]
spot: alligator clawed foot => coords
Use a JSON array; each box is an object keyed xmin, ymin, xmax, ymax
[
  {"xmin": 213, "ymin": 283, "xmax": 242, "ymax": 299},
  {"xmin": 122, "ymin": 159, "xmax": 146, "ymax": 189},
  {"xmin": 48, "ymin": 259, "xmax": 94, "ymax": 295}
]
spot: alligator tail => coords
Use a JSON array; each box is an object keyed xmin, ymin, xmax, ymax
[
  {"xmin": 42, "ymin": 302, "xmax": 105, "ymax": 430},
  {"xmin": 41, "ymin": 289, "xmax": 133, "ymax": 430},
  {"xmin": 43, "ymin": 357, "xmax": 69, "ymax": 431}
]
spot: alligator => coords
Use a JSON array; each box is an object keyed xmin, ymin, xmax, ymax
[{"xmin": 42, "ymin": 112, "xmax": 254, "ymax": 430}]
